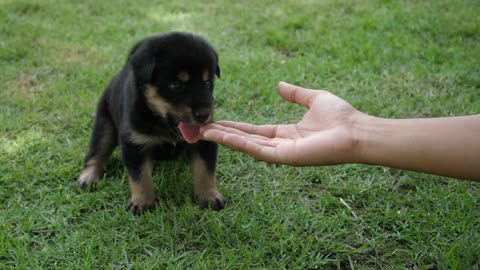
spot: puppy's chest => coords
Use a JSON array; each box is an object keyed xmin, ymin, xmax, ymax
[
  {"xmin": 128, "ymin": 129, "xmax": 183, "ymax": 146},
  {"xmin": 126, "ymin": 112, "xmax": 183, "ymax": 145},
  {"xmin": 128, "ymin": 129, "xmax": 187, "ymax": 160}
]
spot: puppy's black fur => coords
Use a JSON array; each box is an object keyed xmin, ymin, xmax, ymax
[{"xmin": 78, "ymin": 32, "xmax": 225, "ymax": 214}]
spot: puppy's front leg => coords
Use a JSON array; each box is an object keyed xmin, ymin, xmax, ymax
[
  {"xmin": 190, "ymin": 141, "xmax": 225, "ymax": 210},
  {"xmin": 121, "ymin": 142, "xmax": 156, "ymax": 215}
]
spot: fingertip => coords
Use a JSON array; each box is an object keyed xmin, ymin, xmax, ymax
[
  {"xmin": 277, "ymin": 82, "xmax": 321, "ymax": 108},
  {"xmin": 277, "ymin": 81, "xmax": 292, "ymax": 94},
  {"xmin": 214, "ymin": 120, "xmax": 233, "ymax": 126},
  {"xmin": 200, "ymin": 122, "xmax": 223, "ymax": 133},
  {"xmin": 204, "ymin": 130, "xmax": 246, "ymax": 152},
  {"xmin": 203, "ymin": 129, "xmax": 234, "ymax": 145},
  {"xmin": 201, "ymin": 128, "xmax": 215, "ymax": 139},
  {"xmin": 277, "ymin": 81, "xmax": 300, "ymax": 104},
  {"xmin": 278, "ymin": 81, "xmax": 290, "ymax": 88}
]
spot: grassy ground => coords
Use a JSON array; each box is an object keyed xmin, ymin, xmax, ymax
[{"xmin": 1, "ymin": 0, "xmax": 479, "ymax": 269}]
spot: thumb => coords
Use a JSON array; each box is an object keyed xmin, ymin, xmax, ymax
[{"xmin": 277, "ymin": 82, "xmax": 320, "ymax": 109}]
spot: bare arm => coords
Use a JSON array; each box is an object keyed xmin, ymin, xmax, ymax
[{"xmin": 356, "ymin": 115, "xmax": 480, "ymax": 181}]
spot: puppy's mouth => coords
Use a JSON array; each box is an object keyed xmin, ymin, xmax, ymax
[
  {"xmin": 178, "ymin": 122, "xmax": 203, "ymax": 144},
  {"xmin": 167, "ymin": 108, "xmax": 212, "ymax": 144}
]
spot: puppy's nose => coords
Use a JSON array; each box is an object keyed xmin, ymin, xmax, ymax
[{"xmin": 194, "ymin": 108, "xmax": 211, "ymax": 123}]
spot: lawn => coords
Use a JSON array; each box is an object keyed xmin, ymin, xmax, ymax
[{"xmin": 1, "ymin": 0, "xmax": 479, "ymax": 269}]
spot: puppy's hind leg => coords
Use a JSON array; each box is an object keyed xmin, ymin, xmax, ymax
[{"xmin": 79, "ymin": 100, "xmax": 117, "ymax": 190}]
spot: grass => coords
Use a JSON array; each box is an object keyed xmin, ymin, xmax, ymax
[{"xmin": 1, "ymin": 0, "xmax": 479, "ymax": 269}]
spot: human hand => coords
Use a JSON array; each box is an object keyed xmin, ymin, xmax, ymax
[{"xmin": 200, "ymin": 82, "xmax": 367, "ymax": 166}]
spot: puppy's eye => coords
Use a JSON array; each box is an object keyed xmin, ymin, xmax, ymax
[
  {"xmin": 168, "ymin": 81, "xmax": 184, "ymax": 91},
  {"xmin": 204, "ymin": 80, "xmax": 212, "ymax": 90}
]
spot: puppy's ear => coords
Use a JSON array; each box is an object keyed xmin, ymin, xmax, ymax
[
  {"xmin": 215, "ymin": 65, "xmax": 221, "ymax": 78},
  {"xmin": 128, "ymin": 43, "xmax": 155, "ymax": 83}
]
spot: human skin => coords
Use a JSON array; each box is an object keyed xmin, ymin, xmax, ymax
[{"xmin": 201, "ymin": 82, "xmax": 480, "ymax": 181}]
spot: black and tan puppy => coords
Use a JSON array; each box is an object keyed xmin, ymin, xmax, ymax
[{"xmin": 78, "ymin": 32, "xmax": 225, "ymax": 214}]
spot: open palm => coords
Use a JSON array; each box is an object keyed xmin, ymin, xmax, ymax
[{"xmin": 201, "ymin": 82, "xmax": 363, "ymax": 166}]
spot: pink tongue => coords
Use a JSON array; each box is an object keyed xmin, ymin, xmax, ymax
[{"xmin": 178, "ymin": 122, "xmax": 202, "ymax": 144}]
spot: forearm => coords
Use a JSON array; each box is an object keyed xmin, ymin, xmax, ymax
[{"xmin": 354, "ymin": 114, "xmax": 480, "ymax": 181}]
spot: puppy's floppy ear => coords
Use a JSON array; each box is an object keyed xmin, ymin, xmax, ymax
[
  {"xmin": 215, "ymin": 65, "xmax": 221, "ymax": 78},
  {"xmin": 128, "ymin": 42, "xmax": 155, "ymax": 83}
]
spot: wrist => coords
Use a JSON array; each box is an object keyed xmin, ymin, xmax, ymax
[{"xmin": 349, "ymin": 113, "xmax": 383, "ymax": 165}]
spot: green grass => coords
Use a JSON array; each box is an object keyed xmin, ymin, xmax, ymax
[{"xmin": 1, "ymin": 0, "xmax": 479, "ymax": 269}]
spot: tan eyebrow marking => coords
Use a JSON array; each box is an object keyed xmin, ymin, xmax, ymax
[
  {"xmin": 202, "ymin": 69, "xmax": 209, "ymax": 81},
  {"xmin": 177, "ymin": 71, "xmax": 190, "ymax": 82}
]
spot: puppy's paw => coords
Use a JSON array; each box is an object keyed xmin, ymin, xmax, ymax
[
  {"xmin": 196, "ymin": 189, "xmax": 225, "ymax": 211},
  {"xmin": 78, "ymin": 166, "xmax": 101, "ymax": 191},
  {"xmin": 126, "ymin": 193, "xmax": 157, "ymax": 215}
]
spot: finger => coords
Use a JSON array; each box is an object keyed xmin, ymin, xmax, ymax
[
  {"xmin": 202, "ymin": 129, "xmax": 279, "ymax": 162},
  {"xmin": 277, "ymin": 81, "xmax": 327, "ymax": 108},
  {"xmin": 202, "ymin": 128, "xmax": 267, "ymax": 145},
  {"xmin": 202, "ymin": 123, "xmax": 272, "ymax": 140},
  {"xmin": 209, "ymin": 121, "xmax": 280, "ymax": 138},
  {"xmin": 202, "ymin": 125, "xmax": 281, "ymax": 148}
]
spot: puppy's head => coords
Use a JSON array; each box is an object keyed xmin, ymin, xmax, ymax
[{"xmin": 128, "ymin": 32, "xmax": 221, "ymax": 143}]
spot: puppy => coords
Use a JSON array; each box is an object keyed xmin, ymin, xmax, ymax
[{"xmin": 78, "ymin": 32, "xmax": 225, "ymax": 214}]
